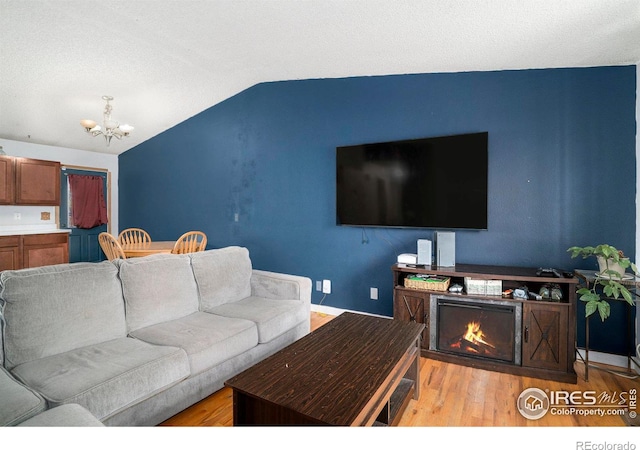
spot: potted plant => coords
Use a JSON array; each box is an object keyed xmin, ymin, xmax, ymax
[{"xmin": 567, "ymin": 244, "xmax": 638, "ymax": 321}]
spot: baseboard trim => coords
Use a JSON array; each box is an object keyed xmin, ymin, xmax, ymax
[
  {"xmin": 311, "ymin": 304, "xmax": 390, "ymax": 319},
  {"xmin": 576, "ymin": 347, "xmax": 639, "ymax": 373}
]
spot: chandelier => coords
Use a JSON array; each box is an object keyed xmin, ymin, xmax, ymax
[{"xmin": 80, "ymin": 96, "xmax": 134, "ymax": 146}]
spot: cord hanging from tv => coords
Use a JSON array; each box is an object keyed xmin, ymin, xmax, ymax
[{"xmin": 336, "ymin": 131, "xmax": 488, "ymax": 230}]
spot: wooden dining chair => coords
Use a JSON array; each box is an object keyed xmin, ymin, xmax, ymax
[
  {"xmin": 172, "ymin": 231, "xmax": 207, "ymax": 254},
  {"xmin": 99, "ymin": 232, "xmax": 127, "ymax": 261},
  {"xmin": 118, "ymin": 228, "xmax": 151, "ymax": 246}
]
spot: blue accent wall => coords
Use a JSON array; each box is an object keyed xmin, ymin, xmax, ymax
[{"xmin": 119, "ymin": 66, "xmax": 637, "ymax": 354}]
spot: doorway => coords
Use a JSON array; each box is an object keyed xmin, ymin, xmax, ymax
[{"xmin": 60, "ymin": 167, "xmax": 109, "ymax": 262}]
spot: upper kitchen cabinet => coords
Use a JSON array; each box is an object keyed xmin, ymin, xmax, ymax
[
  {"xmin": 1, "ymin": 157, "xmax": 61, "ymax": 206},
  {"xmin": 0, "ymin": 155, "xmax": 15, "ymax": 204}
]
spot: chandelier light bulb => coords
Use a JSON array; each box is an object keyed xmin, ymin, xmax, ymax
[
  {"xmin": 119, "ymin": 124, "xmax": 134, "ymax": 135},
  {"xmin": 80, "ymin": 119, "xmax": 97, "ymax": 131}
]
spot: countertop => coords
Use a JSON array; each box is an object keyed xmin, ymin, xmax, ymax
[{"xmin": 0, "ymin": 228, "xmax": 72, "ymax": 236}]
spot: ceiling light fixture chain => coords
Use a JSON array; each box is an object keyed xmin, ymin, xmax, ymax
[{"xmin": 80, "ymin": 95, "xmax": 133, "ymax": 146}]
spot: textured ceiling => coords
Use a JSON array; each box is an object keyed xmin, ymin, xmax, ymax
[{"xmin": 1, "ymin": 0, "xmax": 639, "ymax": 155}]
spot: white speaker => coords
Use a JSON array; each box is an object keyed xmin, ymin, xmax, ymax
[
  {"xmin": 435, "ymin": 231, "xmax": 455, "ymax": 267},
  {"xmin": 397, "ymin": 253, "xmax": 417, "ymax": 264},
  {"xmin": 417, "ymin": 239, "xmax": 432, "ymax": 266}
]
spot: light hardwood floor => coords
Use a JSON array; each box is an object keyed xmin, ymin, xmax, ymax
[{"xmin": 160, "ymin": 312, "xmax": 639, "ymax": 427}]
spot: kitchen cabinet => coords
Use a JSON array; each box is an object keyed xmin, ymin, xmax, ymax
[
  {"xmin": 0, "ymin": 233, "xmax": 69, "ymax": 271},
  {"xmin": 0, "ymin": 155, "xmax": 15, "ymax": 204},
  {"xmin": 0, "ymin": 156, "xmax": 61, "ymax": 205},
  {"xmin": 15, "ymin": 157, "xmax": 61, "ymax": 205},
  {"xmin": 0, "ymin": 235, "xmax": 22, "ymax": 270},
  {"xmin": 22, "ymin": 233, "xmax": 69, "ymax": 268}
]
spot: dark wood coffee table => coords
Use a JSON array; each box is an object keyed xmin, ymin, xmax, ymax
[{"xmin": 224, "ymin": 312, "xmax": 424, "ymax": 426}]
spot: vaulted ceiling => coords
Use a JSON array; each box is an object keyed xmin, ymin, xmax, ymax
[{"xmin": 1, "ymin": 0, "xmax": 638, "ymax": 155}]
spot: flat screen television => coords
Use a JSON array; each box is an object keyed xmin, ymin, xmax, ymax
[{"xmin": 336, "ymin": 132, "xmax": 488, "ymax": 230}]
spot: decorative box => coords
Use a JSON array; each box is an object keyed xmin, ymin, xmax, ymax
[
  {"xmin": 404, "ymin": 274, "xmax": 451, "ymax": 292},
  {"xmin": 464, "ymin": 278, "xmax": 503, "ymax": 296}
]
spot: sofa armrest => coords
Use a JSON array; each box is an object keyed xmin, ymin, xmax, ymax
[{"xmin": 250, "ymin": 270, "xmax": 312, "ymax": 302}]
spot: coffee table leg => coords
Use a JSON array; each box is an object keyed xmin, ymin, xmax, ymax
[{"xmin": 410, "ymin": 337, "xmax": 421, "ymax": 400}]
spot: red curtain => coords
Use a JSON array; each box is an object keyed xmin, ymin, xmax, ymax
[{"xmin": 68, "ymin": 174, "xmax": 108, "ymax": 229}]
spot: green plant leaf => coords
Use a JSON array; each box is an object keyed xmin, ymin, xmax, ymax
[
  {"xmin": 567, "ymin": 246, "xmax": 582, "ymax": 258},
  {"xmin": 592, "ymin": 244, "xmax": 624, "ymax": 259},
  {"xmin": 603, "ymin": 283, "xmax": 615, "ymax": 298},
  {"xmin": 620, "ymin": 287, "xmax": 634, "ymax": 305},
  {"xmin": 584, "ymin": 300, "xmax": 598, "ymax": 318},
  {"xmin": 619, "ymin": 258, "xmax": 630, "ymax": 269},
  {"xmin": 579, "ymin": 291, "xmax": 600, "ymax": 303},
  {"xmin": 597, "ymin": 244, "xmax": 619, "ymax": 260},
  {"xmin": 567, "ymin": 246, "xmax": 596, "ymax": 259},
  {"xmin": 597, "ymin": 300, "xmax": 610, "ymax": 321}
]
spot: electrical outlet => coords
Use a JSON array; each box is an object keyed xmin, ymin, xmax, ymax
[
  {"xmin": 41, "ymin": 212, "xmax": 51, "ymax": 220},
  {"xmin": 13, "ymin": 212, "xmax": 21, "ymax": 220},
  {"xmin": 370, "ymin": 287, "xmax": 378, "ymax": 300},
  {"xmin": 316, "ymin": 281, "xmax": 322, "ymax": 292},
  {"xmin": 322, "ymin": 279, "xmax": 331, "ymax": 294}
]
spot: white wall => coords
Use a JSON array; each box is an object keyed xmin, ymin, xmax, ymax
[{"xmin": 0, "ymin": 138, "xmax": 119, "ymax": 234}]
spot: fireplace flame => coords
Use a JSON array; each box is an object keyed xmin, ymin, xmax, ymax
[{"xmin": 460, "ymin": 321, "xmax": 495, "ymax": 351}]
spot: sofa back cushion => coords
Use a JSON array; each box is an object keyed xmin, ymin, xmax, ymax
[
  {"xmin": 0, "ymin": 262, "xmax": 126, "ymax": 370},
  {"xmin": 117, "ymin": 253, "xmax": 199, "ymax": 333},
  {"xmin": 191, "ymin": 247, "xmax": 252, "ymax": 311}
]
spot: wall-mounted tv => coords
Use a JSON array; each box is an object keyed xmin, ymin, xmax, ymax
[{"xmin": 336, "ymin": 132, "xmax": 488, "ymax": 230}]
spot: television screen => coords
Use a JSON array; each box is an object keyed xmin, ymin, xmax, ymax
[{"xmin": 336, "ymin": 132, "xmax": 488, "ymax": 230}]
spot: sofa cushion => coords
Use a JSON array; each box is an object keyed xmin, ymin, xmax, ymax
[
  {"xmin": 191, "ymin": 247, "xmax": 252, "ymax": 310},
  {"xmin": 0, "ymin": 366, "xmax": 46, "ymax": 426},
  {"xmin": 0, "ymin": 262, "xmax": 126, "ymax": 370},
  {"xmin": 130, "ymin": 312, "xmax": 258, "ymax": 376},
  {"xmin": 10, "ymin": 337, "xmax": 190, "ymax": 422},
  {"xmin": 17, "ymin": 403, "xmax": 104, "ymax": 427},
  {"xmin": 116, "ymin": 253, "xmax": 199, "ymax": 333},
  {"xmin": 208, "ymin": 297, "xmax": 308, "ymax": 343}
]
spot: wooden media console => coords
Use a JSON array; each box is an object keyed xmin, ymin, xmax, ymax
[{"xmin": 392, "ymin": 263, "xmax": 578, "ymax": 383}]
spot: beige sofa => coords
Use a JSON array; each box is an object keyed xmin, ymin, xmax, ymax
[{"xmin": 0, "ymin": 246, "xmax": 311, "ymax": 426}]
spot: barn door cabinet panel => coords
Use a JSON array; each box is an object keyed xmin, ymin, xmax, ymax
[
  {"xmin": 0, "ymin": 235, "xmax": 22, "ymax": 271},
  {"xmin": 22, "ymin": 233, "xmax": 69, "ymax": 268},
  {"xmin": 15, "ymin": 158, "xmax": 61, "ymax": 205},
  {"xmin": 522, "ymin": 302, "xmax": 568, "ymax": 372},
  {"xmin": 393, "ymin": 287, "xmax": 430, "ymax": 350},
  {"xmin": 0, "ymin": 155, "xmax": 15, "ymax": 204}
]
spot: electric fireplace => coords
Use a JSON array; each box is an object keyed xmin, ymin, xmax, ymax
[{"xmin": 429, "ymin": 295, "xmax": 522, "ymax": 365}]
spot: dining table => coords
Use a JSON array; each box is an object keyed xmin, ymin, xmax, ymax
[{"xmin": 122, "ymin": 241, "xmax": 175, "ymax": 258}]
